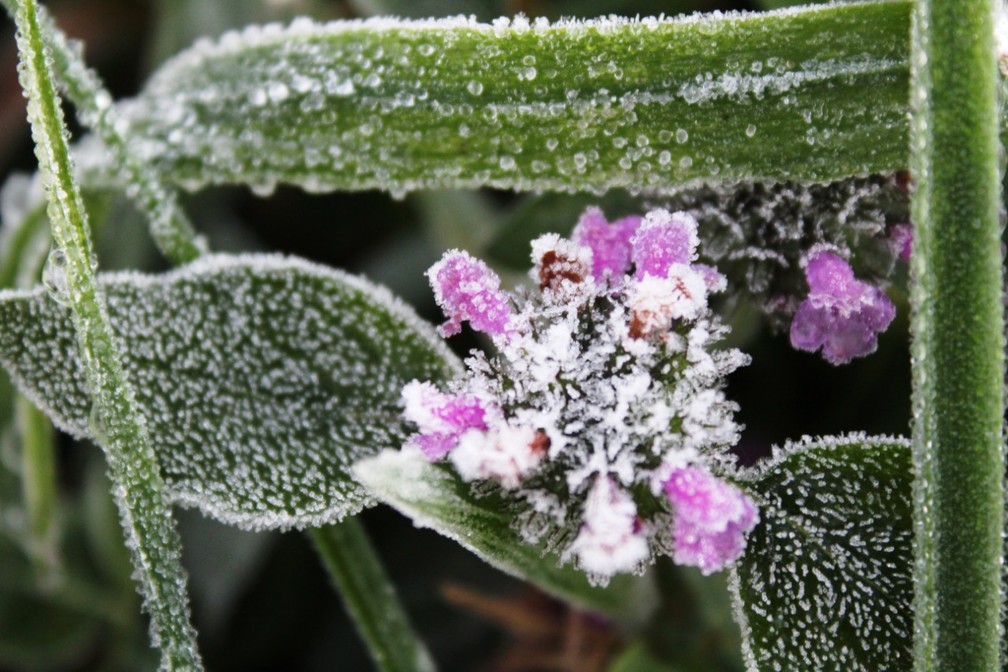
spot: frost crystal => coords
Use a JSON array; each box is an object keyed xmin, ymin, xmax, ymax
[
  {"xmin": 403, "ymin": 208, "xmax": 753, "ymax": 581},
  {"xmin": 427, "ymin": 250, "xmax": 512, "ymax": 338},
  {"xmin": 569, "ymin": 476, "xmax": 649, "ymax": 576},
  {"xmin": 789, "ymin": 250, "xmax": 896, "ymax": 365},
  {"xmin": 664, "ymin": 466, "xmax": 757, "ymax": 575}
]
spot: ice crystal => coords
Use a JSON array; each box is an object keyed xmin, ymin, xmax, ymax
[
  {"xmin": 789, "ymin": 250, "xmax": 896, "ymax": 365},
  {"xmin": 404, "ymin": 208, "xmax": 752, "ymax": 581}
]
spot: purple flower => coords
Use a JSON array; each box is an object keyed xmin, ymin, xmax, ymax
[
  {"xmin": 664, "ymin": 466, "xmax": 758, "ymax": 575},
  {"xmin": 789, "ymin": 250, "xmax": 896, "ymax": 365},
  {"xmin": 402, "ymin": 381, "xmax": 496, "ymax": 460},
  {"xmin": 571, "ymin": 207, "xmax": 642, "ymax": 281},
  {"xmin": 890, "ymin": 223, "xmax": 913, "ymax": 262},
  {"xmin": 427, "ymin": 250, "xmax": 512, "ymax": 338},
  {"xmin": 631, "ymin": 210, "xmax": 699, "ymax": 280}
]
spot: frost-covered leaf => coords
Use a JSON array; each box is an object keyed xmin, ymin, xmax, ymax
[
  {"xmin": 353, "ymin": 449, "xmax": 658, "ymax": 624},
  {"xmin": 730, "ymin": 434, "xmax": 912, "ymax": 671},
  {"xmin": 0, "ymin": 254, "xmax": 460, "ymax": 530},
  {"xmin": 106, "ymin": 2, "xmax": 917, "ymax": 195}
]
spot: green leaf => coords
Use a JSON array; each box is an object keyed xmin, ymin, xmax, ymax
[
  {"xmin": 0, "ymin": 254, "xmax": 460, "ymax": 530},
  {"xmin": 729, "ymin": 434, "xmax": 912, "ymax": 672},
  {"xmin": 110, "ymin": 1, "xmax": 918, "ymax": 195},
  {"xmin": 353, "ymin": 449, "xmax": 658, "ymax": 626}
]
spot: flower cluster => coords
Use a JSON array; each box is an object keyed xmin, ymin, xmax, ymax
[
  {"xmin": 403, "ymin": 208, "xmax": 757, "ymax": 581},
  {"xmin": 789, "ymin": 249, "xmax": 896, "ymax": 365}
]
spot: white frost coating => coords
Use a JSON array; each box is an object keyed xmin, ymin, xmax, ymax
[
  {"xmin": 568, "ymin": 476, "xmax": 649, "ymax": 576},
  {"xmin": 728, "ymin": 433, "xmax": 913, "ymax": 672},
  {"xmin": 147, "ymin": 0, "xmax": 883, "ymax": 87},
  {"xmin": 996, "ymin": 0, "xmax": 1008, "ymax": 60},
  {"xmin": 108, "ymin": 0, "xmax": 907, "ymax": 197},
  {"xmin": 450, "ymin": 424, "xmax": 543, "ymax": 488},
  {"xmin": 628, "ymin": 265, "xmax": 708, "ymax": 335},
  {"xmin": 676, "ymin": 57, "xmax": 903, "ymax": 105},
  {"xmin": 0, "ymin": 253, "xmax": 462, "ymax": 531}
]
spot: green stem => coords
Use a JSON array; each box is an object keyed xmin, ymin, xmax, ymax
[
  {"xmin": 12, "ymin": 1, "xmax": 203, "ymax": 669},
  {"xmin": 0, "ymin": 0, "xmax": 206, "ymax": 265},
  {"xmin": 908, "ymin": 0, "xmax": 1005, "ymax": 670},
  {"xmin": 309, "ymin": 519, "xmax": 437, "ymax": 672},
  {"xmin": 17, "ymin": 395, "xmax": 57, "ymax": 579}
]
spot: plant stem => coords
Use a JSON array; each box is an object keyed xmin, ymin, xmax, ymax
[
  {"xmin": 309, "ymin": 519, "xmax": 437, "ymax": 672},
  {"xmin": 908, "ymin": 0, "xmax": 1005, "ymax": 670},
  {"xmin": 0, "ymin": 0, "xmax": 206, "ymax": 265},
  {"xmin": 12, "ymin": 1, "xmax": 203, "ymax": 669},
  {"xmin": 17, "ymin": 395, "xmax": 57, "ymax": 579}
]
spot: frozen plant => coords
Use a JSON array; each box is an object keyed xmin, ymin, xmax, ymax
[{"xmin": 404, "ymin": 208, "xmax": 756, "ymax": 580}]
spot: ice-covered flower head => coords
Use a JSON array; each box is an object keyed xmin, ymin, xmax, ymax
[{"xmin": 403, "ymin": 208, "xmax": 756, "ymax": 582}]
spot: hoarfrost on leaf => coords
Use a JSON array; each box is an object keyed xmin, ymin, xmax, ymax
[
  {"xmin": 0, "ymin": 254, "xmax": 460, "ymax": 530},
  {"xmin": 730, "ymin": 434, "xmax": 912, "ymax": 672}
]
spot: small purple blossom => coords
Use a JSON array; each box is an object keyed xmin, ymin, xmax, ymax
[
  {"xmin": 427, "ymin": 250, "xmax": 512, "ymax": 338},
  {"xmin": 890, "ymin": 223, "xmax": 913, "ymax": 261},
  {"xmin": 631, "ymin": 210, "xmax": 699, "ymax": 280},
  {"xmin": 789, "ymin": 250, "xmax": 896, "ymax": 365},
  {"xmin": 571, "ymin": 207, "xmax": 642, "ymax": 281},
  {"xmin": 402, "ymin": 381, "xmax": 496, "ymax": 460},
  {"xmin": 664, "ymin": 467, "xmax": 758, "ymax": 575}
]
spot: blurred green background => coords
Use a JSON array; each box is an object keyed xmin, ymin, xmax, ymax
[{"xmin": 0, "ymin": 1, "xmax": 909, "ymax": 670}]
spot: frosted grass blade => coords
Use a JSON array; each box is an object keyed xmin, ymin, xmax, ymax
[
  {"xmin": 112, "ymin": 1, "xmax": 918, "ymax": 195},
  {"xmin": 12, "ymin": 0, "xmax": 203, "ymax": 667},
  {"xmin": 354, "ymin": 449, "xmax": 658, "ymax": 625},
  {"xmin": 0, "ymin": 254, "xmax": 460, "ymax": 530},
  {"xmin": 730, "ymin": 434, "xmax": 913, "ymax": 672}
]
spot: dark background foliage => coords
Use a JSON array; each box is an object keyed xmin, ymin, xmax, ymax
[{"xmin": 0, "ymin": 1, "xmax": 909, "ymax": 670}]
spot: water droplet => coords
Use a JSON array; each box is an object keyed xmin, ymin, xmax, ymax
[
  {"xmin": 499, "ymin": 156, "xmax": 516, "ymax": 170},
  {"xmin": 467, "ymin": 80, "xmax": 484, "ymax": 96},
  {"xmin": 746, "ymin": 124, "xmax": 757, "ymax": 137},
  {"xmin": 676, "ymin": 128, "xmax": 689, "ymax": 144},
  {"xmin": 679, "ymin": 155, "xmax": 693, "ymax": 169},
  {"xmin": 43, "ymin": 247, "xmax": 70, "ymax": 307}
]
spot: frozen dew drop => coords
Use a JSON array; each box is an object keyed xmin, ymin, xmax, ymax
[
  {"xmin": 676, "ymin": 128, "xmax": 689, "ymax": 144},
  {"xmin": 42, "ymin": 247, "xmax": 71, "ymax": 307},
  {"xmin": 746, "ymin": 124, "xmax": 757, "ymax": 137},
  {"xmin": 679, "ymin": 155, "xmax": 693, "ymax": 169},
  {"xmin": 466, "ymin": 80, "xmax": 484, "ymax": 96}
]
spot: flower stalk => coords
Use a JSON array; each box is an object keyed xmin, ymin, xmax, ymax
[
  {"xmin": 12, "ymin": 0, "xmax": 203, "ymax": 668},
  {"xmin": 908, "ymin": 0, "xmax": 1005, "ymax": 669}
]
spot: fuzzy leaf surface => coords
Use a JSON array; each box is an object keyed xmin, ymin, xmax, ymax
[
  {"xmin": 109, "ymin": 2, "xmax": 915, "ymax": 195},
  {"xmin": 730, "ymin": 434, "xmax": 912, "ymax": 672},
  {"xmin": 0, "ymin": 254, "xmax": 459, "ymax": 530},
  {"xmin": 354, "ymin": 449, "xmax": 658, "ymax": 624}
]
